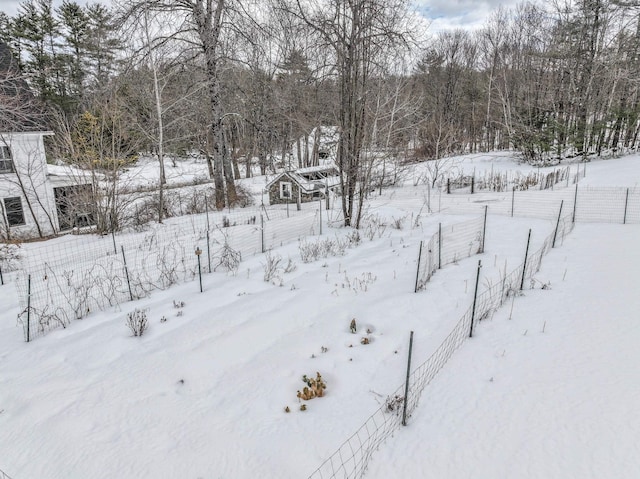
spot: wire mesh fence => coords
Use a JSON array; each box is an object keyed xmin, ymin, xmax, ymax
[
  {"xmin": 14, "ymin": 204, "xmax": 323, "ymax": 342},
  {"xmin": 440, "ymin": 185, "xmax": 640, "ymax": 224},
  {"xmin": 446, "ymin": 164, "xmax": 577, "ymax": 194},
  {"xmin": 415, "ymin": 215, "xmax": 485, "ymax": 291},
  {"xmin": 306, "ymin": 210, "xmax": 576, "ymax": 479}
]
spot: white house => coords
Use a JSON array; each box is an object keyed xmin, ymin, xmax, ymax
[
  {"xmin": 0, "ymin": 41, "xmax": 92, "ymax": 240},
  {"xmin": 0, "ymin": 131, "xmax": 60, "ymax": 239}
]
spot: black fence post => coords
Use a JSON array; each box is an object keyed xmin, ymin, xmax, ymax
[
  {"xmin": 481, "ymin": 205, "xmax": 488, "ymax": 253},
  {"xmin": 195, "ymin": 247, "xmax": 203, "ymax": 293},
  {"xmin": 111, "ymin": 228, "xmax": 117, "ymax": 255},
  {"xmin": 402, "ymin": 331, "xmax": 414, "ymax": 427},
  {"xmin": 520, "ymin": 229, "xmax": 532, "ymax": 291},
  {"xmin": 260, "ymin": 214, "xmax": 265, "ymax": 253},
  {"xmin": 511, "ymin": 187, "xmax": 515, "ymax": 217},
  {"xmin": 572, "ymin": 183, "xmax": 578, "ymax": 223},
  {"xmin": 469, "ymin": 260, "xmax": 482, "ymax": 338},
  {"xmin": 414, "ymin": 241, "xmax": 423, "ymax": 293},
  {"xmin": 552, "ymin": 200, "xmax": 564, "ymax": 248},
  {"xmin": 447, "ymin": 178, "xmax": 450, "ymax": 194},
  {"xmin": 471, "ymin": 176, "xmax": 475, "ymax": 194},
  {"xmin": 438, "ymin": 223, "xmax": 442, "ymax": 269},
  {"xmin": 206, "ymin": 230, "xmax": 212, "ymax": 273},
  {"xmin": 26, "ymin": 274, "xmax": 31, "ymax": 342},
  {"xmin": 0, "ymin": 266, "xmax": 3, "ymax": 286},
  {"xmin": 319, "ymin": 198, "xmax": 323, "ymax": 235},
  {"xmin": 121, "ymin": 245, "xmax": 134, "ymax": 301},
  {"xmin": 205, "ymin": 193, "xmax": 210, "ymax": 231},
  {"xmin": 623, "ymin": 188, "xmax": 630, "ymax": 224}
]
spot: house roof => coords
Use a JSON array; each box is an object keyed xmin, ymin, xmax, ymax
[
  {"xmin": 265, "ymin": 166, "xmax": 342, "ymax": 194},
  {"xmin": 0, "ymin": 41, "xmax": 48, "ymax": 133}
]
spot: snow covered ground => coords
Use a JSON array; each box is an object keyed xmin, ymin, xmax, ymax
[{"xmin": 1, "ymin": 152, "xmax": 639, "ymax": 479}]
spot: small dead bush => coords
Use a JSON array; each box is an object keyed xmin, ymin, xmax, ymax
[
  {"xmin": 284, "ymin": 257, "xmax": 297, "ymax": 273},
  {"xmin": 346, "ymin": 230, "xmax": 361, "ymax": 247},
  {"xmin": 296, "ymin": 372, "xmax": 327, "ymax": 401},
  {"xmin": 385, "ymin": 395, "xmax": 404, "ymax": 415},
  {"xmin": 391, "ymin": 216, "xmax": 405, "ymax": 230},
  {"xmin": 262, "ymin": 251, "xmax": 282, "ymax": 282},
  {"xmin": 233, "ymin": 183, "xmax": 255, "ymax": 208},
  {"xmin": 0, "ymin": 243, "xmax": 22, "ymax": 271},
  {"xmin": 126, "ymin": 308, "xmax": 149, "ymax": 337},
  {"xmin": 215, "ymin": 242, "xmax": 241, "ymax": 273},
  {"xmin": 362, "ymin": 214, "xmax": 387, "ymax": 240}
]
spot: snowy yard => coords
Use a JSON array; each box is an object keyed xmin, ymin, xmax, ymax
[{"xmin": 1, "ymin": 153, "xmax": 639, "ymax": 479}]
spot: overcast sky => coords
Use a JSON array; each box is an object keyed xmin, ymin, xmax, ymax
[
  {"xmin": 414, "ymin": 0, "xmax": 510, "ymax": 32},
  {"xmin": 1, "ymin": 0, "xmax": 507, "ymax": 31}
]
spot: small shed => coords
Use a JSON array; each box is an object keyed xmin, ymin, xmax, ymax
[{"xmin": 265, "ymin": 165, "xmax": 341, "ymax": 205}]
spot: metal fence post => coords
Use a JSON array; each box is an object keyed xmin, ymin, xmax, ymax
[
  {"xmin": 26, "ymin": 274, "xmax": 31, "ymax": 342},
  {"xmin": 623, "ymin": 188, "xmax": 630, "ymax": 224},
  {"xmin": 447, "ymin": 178, "xmax": 450, "ymax": 194},
  {"xmin": 520, "ymin": 229, "xmax": 532, "ymax": 291},
  {"xmin": 481, "ymin": 205, "xmax": 488, "ymax": 253},
  {"xmin": 121, "ymin": 245, "xmax": 134, "ymax": 301},
  {"xmin": 260, "ymin": 214, "xmax": 265, "ymax": 253},
  {"xmin": 572, "ymin": 183, "xmax": 578, "ymax": 223},
  {"xmin": 402, "ymin": 331, "xmax": 414, "ymax": 427},
  {"xmin": 511, "ymin": 187, "xmax": 515, "ymax": 217},
  {"xmin": 552, "ymin": 200, "xmax": 564, "ymax": 248},
  {"xmin": 195, "ymin": 247, "xmax": 203, "ymax": 293},
  {"xmin": 438, "ymin": 223, "xmax": 442, "ymax": 269},
  {"xmin": 469, "ymin": 260, "xmax": 482, "ymax": 338},
  {"xmin": 111, "ymin": 228, "xmax": 117, "ymax": 255},
  {"xmin": 471, "ymin": 176, "xmax": 475, "ymax": 194},
  {"xmin": 205, "ymin": 193, "xmax": 210, "ymax": 231},
  {"xmin": 319, "ymin": 198, "xmax": 322, "ymax": 235},
  {"xmin": 206, "ymin": 230, "xmax": 211, "ymax": 273},
  {"xmin": 414, "ymin": 241, "xmax": 423, "ymax": 293},
  {"xmin": 0, "ymin": 266, "xmax": 3, "ymax": 286}
]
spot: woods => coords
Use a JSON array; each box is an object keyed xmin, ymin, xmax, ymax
[{"xmin": 2, "ymin": 0, "xmax": 640, "ymax": 221}]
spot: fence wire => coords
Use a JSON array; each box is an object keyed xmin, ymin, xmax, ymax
[
  {"xmin": 307, "ymin": 210, "xmax": 576, "ymax": 479},
  {"xmin": 439, "ymin": 186, "xmax": 640, "ymax": 224},
  {"xmin": 415, "ymin": 216, "xmax": 484, "ymax": 290},
  {"xmin": 447, "ymin": 165, "xmax": 574, "ymax": 194},
  {"xmin": 14, "ymin": 206, "xmax": 321, "ymax": 342}
]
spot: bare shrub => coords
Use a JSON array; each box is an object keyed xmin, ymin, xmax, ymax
[
  {"xmin": 233, "ymin": 183, "xmax": 255, "ymax": 208},
  {"xmin": 385, "ymin": 395, "xmax": 404, "ymax": 415},
  {"xmin": 391, "ymin": 216, "xmax": 405, "ymax": 230},
  {"xmin": 0, "ymin": 243, "xmax": 22, "ymax": 271},
  {"xmin": 299, "ymin": 239, "xmax": 321, "ymax": 263},
  {"xmin": 215, "ymin": 242, "xmax": 241, "ymax": 273},
  {"xmin": 299, "ymin": 234, "xmax": 360, "ymax": 264},
  {"xmin": 131, "ymin": 194, "xmax": 177, "ymax": 230},
  {"xmin": 283, "ymin": 258, "xmax": 297, "ymax": 273},
  {"xmin": 362, "ymin": 214, "xmax": 387, "ymax": 240},
  {"xmin": 262, "ymin": 251, "xmax": 282, "ymax": 282},
  {"xmin": 126, "ymin": 308, "xmax": 149, "ymax": 337},
  {"xmin": 346, "ymin": 230, "xmax": 361, "ymax": 247}
]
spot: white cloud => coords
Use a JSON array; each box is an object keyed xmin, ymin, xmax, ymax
[{"xmin": 412, "ymin": 0, "xmax": 508, "ymax": 33}]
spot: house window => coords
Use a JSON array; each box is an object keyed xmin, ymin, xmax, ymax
[
  {"xmin": 0, "ymin": 146, "xmax": 14, "ymax": 174},
  {"xmin": 3, "ymin": 197, "xmax": 25, "ymax": 227},
  {"xmin": 280, "ymin": 182, "xmax": 292, "ymax": 199}
]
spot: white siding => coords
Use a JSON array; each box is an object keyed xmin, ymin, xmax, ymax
[{"xmin": 0, "ymin": 132, "xmax": 58, "ymax": 239}]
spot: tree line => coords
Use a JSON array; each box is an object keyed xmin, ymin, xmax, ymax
[{"xmin": 1, "ymin": 0, "xmax": 639, "ymax": 228}]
